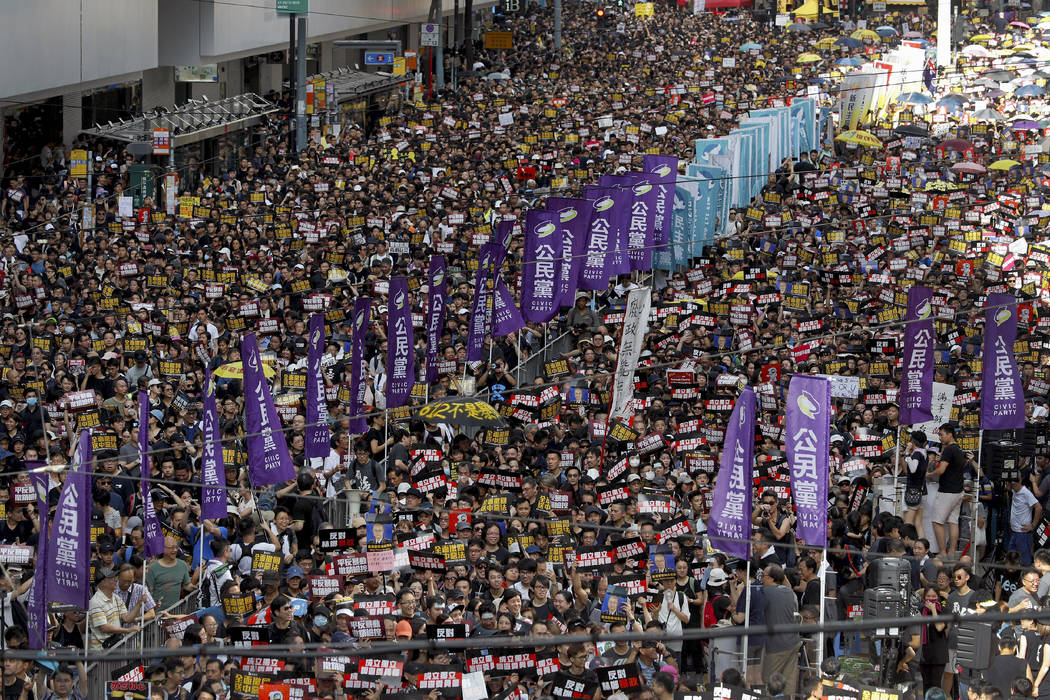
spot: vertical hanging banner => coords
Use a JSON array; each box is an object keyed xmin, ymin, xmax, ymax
[
  {"xmin": 466, "ymin": 244, "xmax": 497, "ymax": 362},
  {"xmin": 899, "ymin": 286, "xmax": 935, "ymax": 425},
  {"xmin": 981, "ymin": 293, "xmax": 1026, "ymax": 430},
  {"xmin": 579, "ymin": 186, "xmax": 618, "ymax": 291},
  {"xmin": 425, "ymin": 255, "xmax": 447, "ymax": 382},
  {"xmin": 785, "ymin": 376, "xmax": 831, "ymax": 549},
  {"xmin": 200, "ymin": 367, "xmax": 227, "ymax": 521},
  {"xmin": 495, "ymin": 219, "xmax": 514, "ymax": 249},
  {"xmin": 305, "ymin": 313, "xmax": 331, "ymax": 459},
  {"xmin": 243, "ymin": 333, "xmax": 297, "ymax": 487},
  {"xmin": 139, "ymin": 390, "xmax": 165, "ymax": 557},
  {"xmin": 608, "ymin": 287, "xmax": 652, "ymax": 422},
  {"xmin": 489, "ymin": 243, "xmax": 525, "ymax": 337},
  {"xmin": 627, "ymin": 174, "xmax": 659, "ymax": 272},
  {"xmin": 544, "ymin": 197, "xmax": 592, "ymax": 308},
  {"xmin": 47, "ymin": 430, "xmax": 92, "ymax": 609},
  {"xmin": 643, "ymin": 154, "xmax": 678, "ymax": 251},
  {"xmin": 386, "ymin": 278, "xmax": 415, "ymax": 409},
  {"xmin": 349, "ymin": 298, "xmax": 371, "ymax": 434},
  {"xmin": 709, "ymin": 388, "xmax": 756, "ymax": 561},
  {"xmin": 520, "ymin": 210, "xmax": 562, "ymax": 323},
  {"xmin": 27, "ymin": 466, "xmax": 48, "ymax": 649},
  {"xmin": 595, "ymin": 177, "xmax": 635, "ymax": 277}
]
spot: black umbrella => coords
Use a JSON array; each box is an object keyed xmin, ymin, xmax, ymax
[
  {"xmin": 894, "ymin": 124, "xmax": 929, "ymax": 137},
  {"xmin": 416, "ymin": 397, "xmax": 508, "ymax": 426},
  {"xmin": 982, "ymin": 69, "xmax": 1018, "ymax": 82}
]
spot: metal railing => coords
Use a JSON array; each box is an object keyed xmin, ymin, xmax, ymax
[{"xmin": 86, "ymin": 590, "xmax": 199, "ymax": 699}]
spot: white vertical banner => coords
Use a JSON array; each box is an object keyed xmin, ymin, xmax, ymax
[{"xmin": 609, "ymin": 286, "xmax": 652, "ymax": 422}]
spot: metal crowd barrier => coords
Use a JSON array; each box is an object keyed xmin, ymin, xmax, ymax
[{"xmin": 86, "ymin": 591, "xmax": 199, "ymax": 698}]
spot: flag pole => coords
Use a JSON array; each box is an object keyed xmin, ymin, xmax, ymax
[
  {"xmin": 741, "ymin": 558, "xmax": 751, "ymax": 677},
  {"xmin": 817, "ymin": 554, "xmax": 826, "ymax": 674},
  {"xmin": 974, "ymin": 428, "xmax": 984, "ymax": 570}
]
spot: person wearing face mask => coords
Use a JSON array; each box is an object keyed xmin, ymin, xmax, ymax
[{"xmin": 17, "ymin": 389, "xmax": 49, "ymax": 445}]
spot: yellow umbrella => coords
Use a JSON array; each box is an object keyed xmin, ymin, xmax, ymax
[
  {"xmin": 213, "ymin": 362, "xmax": 278, "ymax": 380},
  {"xmin": 851, "ymin": 29, "xmax": 879, "ymax": 41},
  {"xmin": 797, "ymin": 52, "xmax": 823, "ymax": 63},
  {"xmin": 988, "ymin": 159, "xmax": 1022, "ymax": 170},
  {"xmin": 835, "ymin": 130, "xmax": 883, "ymax": 148},
  {"xmin": 970, "ymin": 33, "xmax": 995, "ymax": 43},
  {"xmin": 815, "ymin": 37, "xmax": 837, "ymax": 49}
]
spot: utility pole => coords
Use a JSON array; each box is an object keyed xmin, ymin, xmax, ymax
[
  {"xmin": 296, "ymin": 15, "xmax": 307, "ymax": 151},
  {"xmin": 936, "ymin": 0, "xmax": 951, "ymax": 67},
  {"xmin": 427, "ymin": 0, "xmax": 444, "ymax": 94},
  {"xmin": 453, "ymin": 0, "xmax": 460, "ymax": 90},
  {"xmin": 289, "ymin": 14, "xmax": 297, "ymax": 151},
  {"xmin": 555, "ymin": 0, "xmax": 562, "ymax": 50},
  {"xmin": 464, "ymin": 0, "xmax": 475, "ymax": 71}
]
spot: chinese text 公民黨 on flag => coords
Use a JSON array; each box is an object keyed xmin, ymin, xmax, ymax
[
  {"xmin": 425, "ymin": 255, "xmax": 447, "ymax": 382},
  {"xmin": 786, "ymin": 375, "xmax": 830, "ymax": 548},
  {"xmin": 643, "ymin": 154, "xmax": 678, "ymax": 252},
  {"xmin": 608, "ymin": 287, "xmax": 652, "ymax": 422},
  {"xmin": 26, "ymin": 465, "xmax": 48, "ymax": 649},
  {"xmin": 899, "ymin": 285, "xmax": 935, "ymax": 425},
  {"xmin": 139, "ymin": 389, "xmax": 164, "ymax": 557},
  {"xmin": 243, "ymin": 333, "xmax": 297, "ymax": 487},
  {"xmin": 200, "ymin": 366, "xmax": 227, "ymax": 521},
  {"xmin": 544, "ymin": 197, "xmax": 592, "ymax": 309},
  {"xmin": 520, "ymin": 210, "xmax": 561, "ymax": 323},
  {"xmin": 348, "ymin": 298, "xmax": 371, "ymax": 434},
  {"xmin": 465, "ymin": 244, "xmax": 497, "ymax": 362},
  {"xmin": 708, "ymin": 387, "xmax": 756, "ymax": 561},
  {"xmin": 305, "ymin": 313, "xmax": 330, "ymax": 460},
  {"xmin": 982, "ymin": 293, "xmax": 1026, "ymax": 429},
  {"xmin": 386, "ymin": 277, "xmax": 415, "ymax": 409},
  {"xmin": 47, "ymin": 430, "xmax": 92, "ymax": 609}
]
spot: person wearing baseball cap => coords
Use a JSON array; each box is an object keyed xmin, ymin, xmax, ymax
[{"xmin": 88, "ymin": 568, "xmax": 142, "ymax": 650}]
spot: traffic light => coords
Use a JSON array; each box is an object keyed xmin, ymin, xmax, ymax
[{"xmin": 596, "ymin": 7, "xmax": 605, "ymax": 17}]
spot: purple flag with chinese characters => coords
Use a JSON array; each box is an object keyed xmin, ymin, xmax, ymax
[
  {"xmin": 708, "ymin": 388, "xmax": 755, "ymax": 561},
  {"xmin": 305, "ymin": 313, "xmax": 331, "ymax": 460},
  {"xmin": 521, "ymin": 210, "xmax": 562, "ymax": 323},
  {"xmin": 544, "ymin": 197, "xmax": 592, "ymax": 308},
  {"xmin": 785, "ymin": 375, "xmax": 830, "ymax": 549},
  {"xmin": 385, "ymin": 277, "xmax": 415, "ymax": 409},
  {"xmin": 348, "ymin": 298, "xmax": 371, "ymax": 434},
  {"xmin": 982, "ymin": 293, "xmax": 1026, "ymax": 430},
  {"xmin": 139, "ymin": 390, "xmax": 164, "ymax": 558},
  {"xmin": 200, "ymin": 367, "xmax": 227, "ymax": 521},
  {"xmin": 46, "ymin": 430, "xmax": 91, "ymax": 609},
  {"xmin": 579, "ymin": 186, "xmax": 618, "ymax": 291},
  {"xmin": 466, "ymin": 244, "xmax": 498, "ymax": 362},
  {"xmin": 643, "ymin": 154, "xmax": 678, "ymax": 249},
  {"xmin": 425, "ymin": 255, "xmax": 447, "ymax": 382},
  {"xmin": 626, "ymin": 174, "xmax": 658, "ymax": 272},
  {"xmin": 595, "ymin": 177, "xmax": 634, "ymax": 277},
  {"xmin": 899, "ymin": 286, "xmax": 935, "ymax": 425},
  {"xmin": 243, "ymin": 333, "xmax": 297, "ymax": 487}
]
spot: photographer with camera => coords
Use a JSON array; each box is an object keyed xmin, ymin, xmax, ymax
[{"xmin": 753, "ymin": 490, "xmax": 796, "ymax": 566}]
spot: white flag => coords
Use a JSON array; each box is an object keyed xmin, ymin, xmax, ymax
[{"xmin": 609, "ymin": 286, "xmax": 652, "ymax": 422}]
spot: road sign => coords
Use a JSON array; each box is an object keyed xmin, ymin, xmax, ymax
[
  {"xmin": 276, "ymin": 0, "xmax": 308, "ymax": 13},
  {"xmin": 364, "ymin": 52, "xmax": 395, "ymax": 65},
  {"xmin": 484, "ymin": 31, "xmax": 513, "ymax": 50},
  {"xmin": 152, "ymin": 128, "xmax": 171, "ymax": 156},
  {"xmin": 393, "ymin": 57, "xmax": 406, "ymax": 76},
  {"xmin": 421, "ymin": 23, "xmax": 441, "ymax": 47},
  {"xmin": 70, "ymin": 150, "xmax": 88, "ymax": 178}
]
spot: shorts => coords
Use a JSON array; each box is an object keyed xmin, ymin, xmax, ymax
[{"xmin": 931, "ymin": 490, "xmax": 965, "ymax": 525}]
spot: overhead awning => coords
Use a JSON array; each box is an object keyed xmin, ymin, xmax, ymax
[
  {"xmin": 316, "ymin": 68, "xmax": 403, "ymax": 105},
  {"xmin": 80, "ymin": 93, "xmax": 278, "ymax": 147}
]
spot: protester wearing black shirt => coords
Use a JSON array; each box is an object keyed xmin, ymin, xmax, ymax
[{"xmin": 929, "ymin": 424, "xmax": 969, "ymax": 558}]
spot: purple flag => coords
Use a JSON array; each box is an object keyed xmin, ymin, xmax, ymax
[
  {"xmin": 386, "ymin": 277, "xmax": 415, "ymax": 409},
  {"xmin": 466, "ymin": 244, "xmax": 498, "ymax": 362},
  {"xmin": 580, "ymin": 186, "xmax": 620, "ymax": 290},
  {"xmin": 595, "ymin": 177, "xmax": 634, "ymax": 277},
  {"xmin": 495, "ymin": 219, "xmax": 514, "ymax": 249},
  {"xmin": 139, "ymin": 390, "xmax": 164, "ymax": 558},
  {"xmin": 493, "ymin": 278, "xmax": 526, "ymax": 337},
  {"xmin": 425, "ymin": 255, "xmax": 447, "ymax": 382},
  {"xmin": 349, "ymin": 298, "xmax": 371, "ymax": 434},
  {"xmin": 545, "ymin": 197, "xmax": 592, "ymax": 309},
  {"xmin": 785, "ymin": 376, "xmax": 831, "ymax": 549},
  {"xmin": 899, "ymin": 286, "xmax": 935, "ymax": 425},
  {"xmin": 626, "ymin": 173, "xmax": 658, "ymax": 272},
  {"xmin": 200, "ymin": 367, "xmax": 227, "ymax": 522},
  {"xmin": 305, "ymin": 313, "xmax": 330, "ymax": 459},
  {"xmin": 27, "ymin": 465, "xmax": 48, "ymax": 649},
  {"xmin": 708, "ymin": 388, "xmax": 755, "ymax": 561},
  {"xmin": 242, "ymin": 333, "xmax": 297, "ymax": 487},
  {"xmin": 982, "ymin": 293, "xmax": 1026, "ymax": 429},
  {"xmin": 47, "ymin": 430, "xmax": 91, "ymax": 609},
  {"xmin": 521, "ymin": 210, "xmax": 561, "ymax": 323},
  {"xmin": 643, "ymin": 154, "xmax": 678, "ymax": 248}
]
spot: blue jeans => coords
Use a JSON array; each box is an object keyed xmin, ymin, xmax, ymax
[{"xmin": 1008, "ymin": 530, "xmax": 1034, "ymax": 565}]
